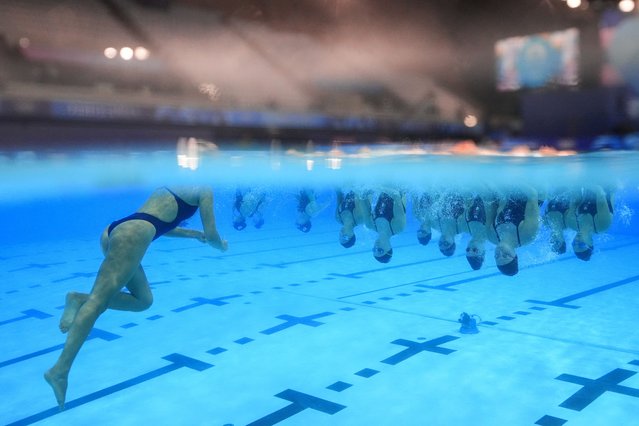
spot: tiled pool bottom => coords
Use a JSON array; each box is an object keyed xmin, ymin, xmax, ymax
[{"xmin": 1, "ymin": 220, "xmax": 639, "ymax": 426}]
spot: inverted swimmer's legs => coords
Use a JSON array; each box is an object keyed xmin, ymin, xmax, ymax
[{"xmin": 46, "ymin": 225, "xmax": 153, "ymax": 409}]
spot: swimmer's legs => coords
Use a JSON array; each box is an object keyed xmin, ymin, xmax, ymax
[
  {"xmin": 59, "ymin": 266, "xmax": 152, "ymax": 333},
  {"xmin": 111, "ymin": 266, "xmax": 153, "ymax": 311},
  {"xmin": 46, "ymin": 233, "xmax": 150, "ymax": 409},
  {"xmin": 59, "ymin": 292, "xmax": 87, "ymax": 333}
]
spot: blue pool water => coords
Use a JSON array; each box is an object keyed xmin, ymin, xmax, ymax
[{"xmin": 1, "ymin": 148, "xmax": 639, "ymax": 425}]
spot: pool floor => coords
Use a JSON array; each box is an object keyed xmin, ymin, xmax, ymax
[{"xmin": 1, "ymin": 216, "xmax": 639, "ymax": 425}]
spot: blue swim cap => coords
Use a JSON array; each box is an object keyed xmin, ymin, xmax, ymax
[
  {"xmin": 233, "ymin": 218, "xmax": 247, "ymax": 231},
  {"xmin": 417, "ymin": 230, "xmax": 432, "ymax": 246},
  {"xmin": 552, "ymin": 239, "xmax": 567, "ymax": 254},
  {"xmin": 296, "ymin": 221, "xmax": 312, "ymax": 233},
  {"xmin": 466, "ymin": 254, "xmax": 484, "ymax": 270},
  {"xmin": 340, "ymin": 234, "xmax": 356, "ymax": 248},
  {"xmin": 574, "ymin": 246, "xmax": 593, "ymax": 261},
  {"xmin": 439, "ymin": 240, "xmax": 456, "ymax": 257},
  {"xmin": 374, "ymin": 248, "xmax": 393, "ymax": 263},
  {"xmin": 572, "ymin": 237, "xmax": 593, "ymax": 261},
  {"xmin": 497, "ymin": 256, "xmax": 519, "ymax": 276}
]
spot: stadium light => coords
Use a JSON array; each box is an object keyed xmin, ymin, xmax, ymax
[
  {"xmin": 619, "ymin": 0, "xmax": 635, "ymax": 12},
  {"xmin": 566, "ymin": 0, "xmax": 581, "ymax": 8},
  {"xmin": 134, "ymin": 46, "xmax": 150, "ymax": 60},
  {"xmin": 464, "ymin": 115, "xmax": 478, "ymax": 128},
  {"xmin": 120, "ymin": 47, "xmax": 134, "ymax": 61},
  {"xmin": 104, "ymin": 47, "xmax": 118, "ymax": 59}
]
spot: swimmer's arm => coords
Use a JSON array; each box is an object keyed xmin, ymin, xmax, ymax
[
  {"xmin": 164, "ymin": 227, "xmax": 206, "ymax": 241},
  {"xmin": 198, "ymin": 188, "xmax": 228, "ymax": 251},
  {"xmin": 391, "ymin": 197, "xmax": 407, "ymax": 234},
  {"xmin": 520, "ymin": 199, "xmax": 541, "ymax": 244},
  {"xmin": 594, "ymin": 187, "xmax": 613, "ymax": 230},
  {"xmin": 335, "ymin": 190, "xmax": 344, "ymax": 222}
]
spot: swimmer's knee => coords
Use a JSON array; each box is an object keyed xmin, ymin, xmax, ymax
[
  {"xmin": 81, "ymin": 296, "xmax": 109, "ymax": 317},
  {"xmin": 131, "ymin": 293, "xmax": 153, "ymax": 312},
  {"xmin": 140, "ymin": 294, "xmax": 153, "ymax": 311}
]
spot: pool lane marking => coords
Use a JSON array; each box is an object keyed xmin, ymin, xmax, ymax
[
  {"xmin": 9, "ymin": 237, "xmax": 638, "ymax": 421},
  {"xmin": 299, "ymin": 236, "xmax": 639, "ymax": 283},
  {"xmin": 261, "ymin": 248, "xmax": 374, "ymax": 269},
  {"xmin": 526, "ymin": 274, "xmax": 639, "ymax": 309},
  {"xmin": 7, "ymin": 262, "xmax": 66, "ymax": 272},
  {"xmin": 535, "ymin": 415, "xmax": 568, "ymax": 425},
  {"xmin": 51, "ymin": 272, "xmax": 96, "ymax": 283},
  {"xmin": 7, "ymin": 307, "xmax": 338, "ymax": 422},
  {"xmin": 201, "ymin": 239, "xmax": 336, "ymax": 260},
  {"xmin": 157, "ymin": 228, "xmax": 337, "ymax": 253},
  {"xmin": 556, "ymin": 368, "xmax": 639, "ymax": 411},
  {"xmin": 339, "ymin": 237, "xmax": 639, "ymax": 296},
  {"xmin": 0, "ymin": 328, "xmax": 120, "ymax": 369},
  {"xmin": 171, "ymin": 294, "xmax": 243, "ymax": 312},
  {"xmin": 414, "ymin": 244, "xmax": 628, "ymax": 292},
  {"xmin": 283, "ymin": 280, "xmax": 639, "ymax": 357},
  {"xmin": 246, "ymin": 389, "xmax": 346, "ymax": 426},
  {"xmin": 194, "ymin": 251, "xmax": 639, "ymax": 358},
  {"xmin": 12, "ymin": 279, "xmax": 632, "ymax": 426},
  {"xmin": 330, "ymin": 254, "xmax": 454, "ymax": 280},
  {"xmin": 245, "ymin": 333, "xmax": 459, "ymax": 425},
  {"xmin": 259, "ymin": 312, "xmax": 335, "ymax": 335},
  {"xmin": 261, "ymin": 242, "xmax": 420, "ymax": 269},
  {"xmin": 381, "ymin": 335, "xmax": 458, "ymax": 365},
  {"xmin": 6, "ymin": 353, "xmax": 213, "ymax": 426},
  {"xmin": 0, "ymin": 309, "xmax": 52, "ymax": 327},
  {"xmin": 536, "ymin": 360, "xmax": 639, "ymax": 424},
  {"xmin": 159, "ymin": 230, "xmax": 338, "ymax": 258},
  {"xmin": 1, "ymin": 289, "xmax": 244, "ymax": 369},
  {"xmin": 337, "ymin": 268, "xmax": 471, "ymax": 299},
  {"xmin": 247, "ymin": 324, "xmax": 639, "ymax": 425},
  {"xmin": 0, "ymin": 253, "xmax": 27, "ymax": 261}
]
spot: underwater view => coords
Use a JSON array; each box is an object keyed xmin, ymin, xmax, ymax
[{"xmin": 1, "ymin": 146, "xmax": 639, "ymax": 425}]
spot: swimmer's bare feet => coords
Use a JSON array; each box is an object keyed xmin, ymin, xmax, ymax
[
  {"xmin": 59, "ymin": 292, "xmax": 84, "ymax": 333},
  {"xmin": 44, "ymin": 368, "xmax": 67, "ymax": 410}
]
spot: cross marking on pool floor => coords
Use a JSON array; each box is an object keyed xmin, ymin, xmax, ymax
[
  {"xmin": 0, "ymin": 328, "xmax": 120, "ymax": 369},
  {"xmin": 51, "ymin": 272, "xmax": 96, "ymax": 283},
  {"xmin": 0, "ymin": 309, "xmax": 52, "ymax": 327},
  {"xmin": 260, "ymin": 312, "xmax": 334, "ymax": 335},
  {"xmin": 381, "ymin": 335, "xmax": 458, "ymax": 365},
  {"xmin": 246, "ymin": 389, "xmax": 346, "ymax": 426},
  {"xmin": 526, "ymin": 274, "xmax": 639, "ymax": 309},
  {"xmin": 7, "ymin": 353, "xmax": 212, "ymax": 426},
  {"xmin": 172, "ymin": 294, "xmax": 242, "ymax": 312},
  {"xmin": 556, "ymin": 368, "xmax": 639, "ymax": 411},
  {"xmin": 8, "ymin": 262, "xmax": 66, "ymax": 272}
]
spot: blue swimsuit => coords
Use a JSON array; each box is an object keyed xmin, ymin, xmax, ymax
[{"xmin": 108, "ymin": 188, "xmax": 198, "ymax": 241}]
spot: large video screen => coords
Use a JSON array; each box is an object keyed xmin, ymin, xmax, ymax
[
  {"xmin": 495, "ymin": 28, "xmax": 579, "ymax": 91},
  {"xmin": 600, "ymin": 9, "xmax": 639, "ymax": 93}
]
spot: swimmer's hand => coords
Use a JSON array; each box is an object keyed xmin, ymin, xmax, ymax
[{"xmin": 207, "ymin": 236, "xmax": 228, "ymax": 252}]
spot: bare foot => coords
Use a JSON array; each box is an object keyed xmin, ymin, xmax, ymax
[
  {"xmin": 59, "ymin": 292, "xmax": 84, "ymax": 333},
  {"xmin": 44, "ymin": 368, "xmax": 67, "ymax": 410}
]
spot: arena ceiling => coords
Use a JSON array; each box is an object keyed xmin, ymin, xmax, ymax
[{"xmin": 137, "ymin": 0, "xmax": 619, "ymax": 116}]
